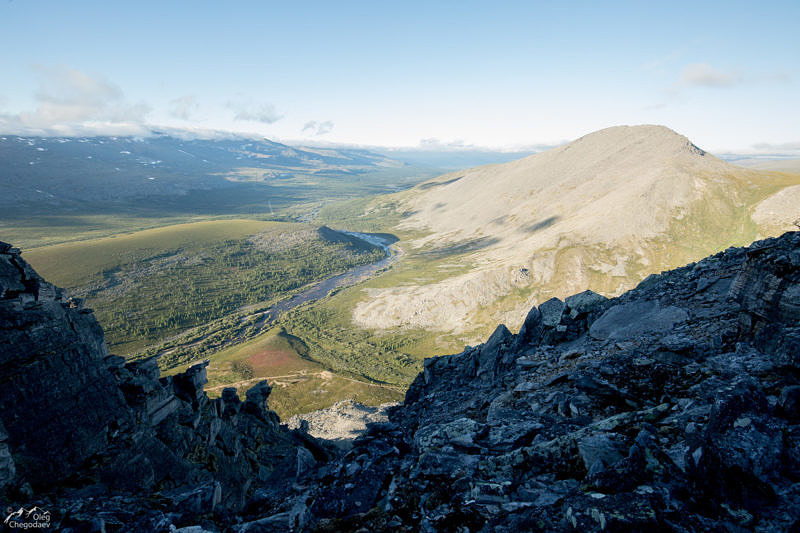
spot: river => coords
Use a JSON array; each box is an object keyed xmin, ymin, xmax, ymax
[
  {"xmin": 155, "ymin": 232, "xmax": 400, "ymax": 360},
  {"xmin": 263, "ymin": 231, "xmax": 399, "ymax": 320}
]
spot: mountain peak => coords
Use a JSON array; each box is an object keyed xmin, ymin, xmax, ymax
[
  {"xmin": 549, "ymin": 124, "xmax": 711, "ymax": 164},
  {"xmin": 397, "ymin": 124, "xmax": 734, "ymax": 253},
  {"xmin": 354, "ymin": 125, "xmax": 798, "ymax": 334}
]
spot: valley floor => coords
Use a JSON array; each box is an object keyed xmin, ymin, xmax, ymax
[{"xmin": 20, "ymin": 217, "xmax": 410, "ymax": 417}]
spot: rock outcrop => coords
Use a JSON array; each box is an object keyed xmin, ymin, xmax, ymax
[
  {"xmin": 286, "ymin": 400, "xmax": 396, "ymax": 450},
  {"xmin": 2, "ymin": 231, "xmax": 800, "ymax": 531},
  {"xmin": 308, "ymin": 231, "xmax": 800, "ymax": 532},
  {"xmin": 0, "ymin": 242, "xmax": 331, "ymax": 531}
]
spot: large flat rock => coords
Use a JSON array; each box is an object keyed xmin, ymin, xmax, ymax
[{"xmin": 589, "ymin": 300, "xmax": 688, "ymax": 341}]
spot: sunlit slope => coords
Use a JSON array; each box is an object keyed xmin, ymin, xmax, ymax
[
  {"xmin": 24, "ymin": 219, "xmax": 275, "ymax": 287},
  {"xmin": 354, "ymin": 125, "xmax": 800, "ymax": 334}
]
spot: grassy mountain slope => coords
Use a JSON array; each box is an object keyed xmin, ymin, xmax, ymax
[{"xmin": 164, "ymin": 329, "xmax": 403, "ymax": 419}]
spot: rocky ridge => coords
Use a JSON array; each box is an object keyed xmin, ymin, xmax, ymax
[
  {"xmin": 1, "ymin": 231, "xmax": 799, "ymax": 531},
  {"xmin": 309, "ymin": 231, "xmax": 800, "ymax": 531},
  {"xmin": 0, "ymin": 241, "xmax": 332, "ymax": 531}
]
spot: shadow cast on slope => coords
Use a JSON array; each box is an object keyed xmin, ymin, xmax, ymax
[
  {"xmin": 421, "ymin": 236, "xmax": 501, "ymax": 258},
  {"xmin": 520, "ymin": 216, "xmax": 560, "ymax": 234},
  {"xmin": 416, "ymin": 176, "xmax": 463, "ymax": 190}
]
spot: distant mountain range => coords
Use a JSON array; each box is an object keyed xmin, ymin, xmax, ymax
[
  {"xmin": 353, "ymin": 125, "xmax": 800, "ymax": 337},
  {"xmin": 365, "ymin": 147, "xmax": 538, "ymax": 170},
  {"xmin": 0, "ymin": 134, "xmax": 408, "ymax": 213}
]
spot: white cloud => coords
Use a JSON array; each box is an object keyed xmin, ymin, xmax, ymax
[
  {"xmin": 418, "ymin": 137, "xmax": 472, "ymax": 150},
  {"xmin": 679, "ymin": 63, "xmax": 742, "ymax": 88},
  {"xmin": 227, "ymin": 100, "xmax": 282, "ymax": 124},
  {"xmin": 749, "ymin": 141, "xmax": 800, "ymax": 155},
  {"xmin": 646, "ymin": 63, "xmax": 745, "ymax": 110},
  {"xmin": 169, "ymin": 95, "xmax": 198, "ymax": 120},
  {"xmin": 0, "ymin": 65, "xmax": 150, "ymax": 135},
  {"xmin": 302, "ymin": 120, "xmax": 334, "ymax": 136}
]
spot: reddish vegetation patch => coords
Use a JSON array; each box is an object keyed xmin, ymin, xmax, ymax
[{"xmin": 246, "ymin": 348, "xmax": 300, "ymax": 374}]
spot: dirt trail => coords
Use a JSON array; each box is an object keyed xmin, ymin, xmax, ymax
[{"xmin": 205, "ymin": 370, "xmax": 405, "ymax": 394}]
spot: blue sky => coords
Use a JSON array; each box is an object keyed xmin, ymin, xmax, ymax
[{"xmin": 0, "ymin": 1, "xmax": 797, "ymax": 153}]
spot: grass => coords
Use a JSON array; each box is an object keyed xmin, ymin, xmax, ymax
[
  {"xmin": 0, "ymin": 161, "xmax": 444, "ymax": 417},
  {"xmin": 0, "ymin": 214, "xmax": 217, "ymax": 250},
  {"xmin": 276, "ymin": 282, "xmax": 468, "ymax": 386},
  {"xmin": 146, "ymin": 228, "xmax": 475, "ymax": 411},
  {"xmin": 24, "ymin": 219, "xmax": 385, "ymax": 354},
  {"xmin": 166, "ymin": 329, "xmax": 404, "ymax": 418},
  {"xmin": 23, "ymin": 219, "xmax": 276, "ymax": 286},
  {"xmin": 314, "ymin": 194, "xmax": 414, "ymax": 233},
  {"xmin": 12, "ymin": 195, "xmax": 452, "ymax": 416}
]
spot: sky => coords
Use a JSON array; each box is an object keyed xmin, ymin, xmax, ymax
[{"xmin": 0, "ymin": 1, "xmax": 798, "ymax": 154}]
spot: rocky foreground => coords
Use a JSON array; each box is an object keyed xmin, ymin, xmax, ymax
[
  {"xmin": 1, "ymin": 232, "xmax": 799, "ymax": 531},
  {"xmin": 0, "ymin": 241, "xmax": 333, "ymax": 531}
]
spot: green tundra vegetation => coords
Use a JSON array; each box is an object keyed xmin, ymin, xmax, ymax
[
  {"xmin": 24, "ymin": 219, "xmax": 384, "ymax": 354},
  {"xmin": 1, "ymin": 144, "xmax": 452, "ymax": 417},
  {"xmin": 16, "ymin": 196, "xmax": 520, "ymax": 417},
  {"xmin": 274, "ymin": 248, "xmax": 480, "ymax": 385},
  {"xmin": 164, "ymin": 329, "xmax": 405, "ymax": 419}
]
